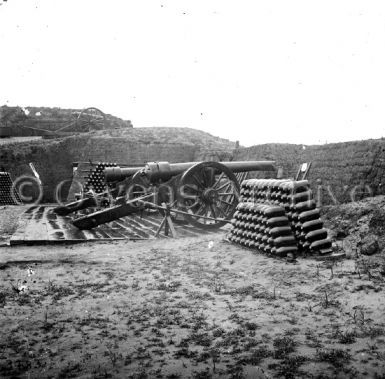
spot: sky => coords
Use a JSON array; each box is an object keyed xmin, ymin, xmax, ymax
[{"xmin": 0, "ymin": 0, "xmax": 384, "ymax": 146}]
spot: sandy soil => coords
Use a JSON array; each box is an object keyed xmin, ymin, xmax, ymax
[
  {"xmin": 0, "ymin": 206, "xmax": 29, "ymax": 245},
  {"xmin": 0, "ymin": 230, "xmax": 385, "ymax": 378}
]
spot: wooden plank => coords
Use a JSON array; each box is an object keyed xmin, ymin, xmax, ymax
[
  {"xmin": 46, "ymin": 208, "xmax": 82, "ymax": 241},
  {"xmin": 136, "ymin": 215, "xmax": 164, "ymax": 228},
  {"xmin": 131, "ymin": 214, "xmax": 163, "ymax": 230},
  {"xmin": 113, "ymin": 219, "xmax": 151, "ymax": 239},
  {"xmin": 81, "ymin": 228, "xmax": 101, "ymax": 240},
  {"xmin": 103, "ymin": 220, "xmax": 140, "ymax": 238},
  {"xmin": 92, "ymin": 227, "xmax": 113, "ymax": 239},
  {"xmin": 9, "ymin": 213, "xmax": 30, "ymax": 244},
  {"xmin": 145, "ymin": 215, "xmax": 202, "ymax": 237},
  {"xmin": 45, "ymin": 206, "xmax": 123, "ymax": 241},
  {"xmin": 10, "ymin": 205, "xmax": 223, "ymax": 245},
  {"xmin": 124, "ymin": 217, "xmax": 157, "ymax": 237},
  {"xmin": 96, "ymin": 226, "xmax": 120, "ymax": 239},
  {"xmin": 99, "ymin": 222, "xmax": 129, "ymax": 239},
  {"xmin": 19, "ymin": 206, "xmax": 50, "ymax": 241},
  {"xmin": 140, "ymin": 214, "xmax": 208, "ymax": 237}
]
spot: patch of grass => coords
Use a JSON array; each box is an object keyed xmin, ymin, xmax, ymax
[
  {"xmin": 105, "ymin": 342, "xmax": 123, "ymax": 369},
  {"xmin": 243, "ymin": 337, "xmax": 260, "ymax": 350},
  {"xmin": 187, "ymin": 291, "xmax": 215, "ymax": 301},
  {"xmin": 335, "ymin": 330, "xmax": 357, "ymax": 344},
  {"xmin": 243, "ymin": 321, "xmax": 259, "ymax": 331},
  {"xmin": 212, "ymin": 327, "xmax": 225, "ymax": 338},
  {"xmin": 195, "ymin": 351, "xmax": 211, "ymax": 363},
  {"xmin": 190, "ymin": 332, "xmax": 213, "ymax": 347},
  {"xmin": 17, "ymin": 295, "xmax": 32, "ymax": 306},
  {"xmin": 320, "ymin": 291, "xmax": 340, "ymax": 308},
  {"xmin": 0, "ymin": 290, "xmax": 7, "ymax": 307},
  {"xmin": 191, "ymin": 312, "xmax": 209, "ymax": 331},
  {"xmin": 226, "ymin": 284, "xmax": 274, "ymax": 300},
  {"xmin": 239, "ymin": 346, "xmax": 271, "ymax": 365},
  {"xmin": 315, "ymin": 348, "xmax": 351, "ymax": 368},
  {"xmin": 192, "ymin": 368, "xmax": 212, "ymax": 378},
  {"xmin": 275, "ymin": 355, "xmax": 308, "ymax": 379},
  {"xmin": 56, "ymin": 361, "xmax": 82, "ymax": 379},
  {"xmin": 225, "ymin": 363, "xmax": 244, "ymax": 378},
  {"xmin": 305, "ymin": 330, "xmax": 322, "ymax": 348},
  {"xmin": 361, "ymin": 326, "xmax": 385, "ymax": 339},
  {"xmin": 215, "ymin": 331, "xmax": 241, "ymax": 349},
  {"xmin": 101, "ymin": 270, "xmax": 114, "ymax": 281},
  {"xmin": 42, "ymin": 307, "xmax": 54, "ymax": 331},
  {"xmin": 78, "ymin": 315, "xmax": 111, "ymax": 327},
  {"xmin": 156, "ymin": 281, "xmax": 181, "ymax": 292},
  {"xmin": 91, "ymin": 365, "xmax": 113, "ymax": 378},
  {"xmin": 72, "ymin": 281, "xmax": 110, "ymax": 293},
  {"xmin": 129, "ymin": 370, "xmax": 149, "ymax": 379},
  {"xmin": 273, "ymin": 336, "xmax": 297, "ymax": 359},
  {"xmin": 45, "ymin": 280, "xmax": 75, "ymax": 300},
  {"xmin": 0, "ymin": 358, "xmax": 32, "ymax": 377},
  {"xmin": 166, "ymin": 374, "xmax": 181, "ymax": 379},
  {"xmin": 173, "ymin": 347, "xmax": 197, "ymax": 359}
]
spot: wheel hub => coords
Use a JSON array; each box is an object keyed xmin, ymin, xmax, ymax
[{"xmin": 202, "ymin": 188, "xmax": 218, "ymax": 203}]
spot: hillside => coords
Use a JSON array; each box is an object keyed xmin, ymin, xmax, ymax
[
  {"xmin": 94, "ymin": 127, "xmax": 236, "ymax": 149},
  {"xmin": 323, "ymin": 195, "xmax": 385, "ymax": 258}
]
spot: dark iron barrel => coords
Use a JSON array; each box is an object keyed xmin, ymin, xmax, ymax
[{"xmin": 105, "ymin": 161, "xmax": 275, "ymax": 183}]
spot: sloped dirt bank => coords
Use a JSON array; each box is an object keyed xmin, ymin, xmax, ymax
[{"xmin": 322, "ymin": 195, "xmax": 385, "ymax": 259}]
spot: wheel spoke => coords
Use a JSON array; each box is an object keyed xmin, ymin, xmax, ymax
[
  {"xmin": 203, "ymin": 205, "xmax": 210, "ymax": 223},
  {"xmin": 212, "ymin": 172, "xmax": 225, "ymax": 188},
  {"xmin": 218, "ymin": 192, "xmax": 234, "ymax": 196},
  {"xmin": 200, "ymin": 168, "xmax": 210, "ymax": 187},
  {"xmin": 192, "ymin": 174, "xmax": 205, "ymax": 189},
  {"xmin": 209, "ymin": 204, "xmax": 216, "ymax": 219},
  {"xmin": 214, "ymin": 204, "xmax": 226, "ymax": 218},
  {"xmin": 187, "ymin": 201, "xmax": 199, "ymax": 210},
  {"xmin": 218, "ymin": 198, "xmax": 233, "ymax": 207},
  {"xmin": 204, "ymin": 167, "xmax": 215, "ymax": 187},
  {"xmin": 193, "ymin": 203, "xmax": 206, "ymax": 216},
  {"xmin": 169, "ymin": 199, "xmax": 178, "ymax": 208},
  {"xmin": 184, "ymin": 184, "xmax": 200, "ymax": 194},
  {"xmin": 216, "ymin": 181, "xmax": 232, "ymax": 191}
]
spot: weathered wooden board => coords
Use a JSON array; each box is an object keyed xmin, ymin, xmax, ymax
[{"xmin": 9, "ymin": 205, "xmax": 219, "ymax": 245}]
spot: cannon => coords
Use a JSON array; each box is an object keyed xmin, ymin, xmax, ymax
[{"xmin": 55, "ymin": 160, "xmax": 275, "ymax": 230}]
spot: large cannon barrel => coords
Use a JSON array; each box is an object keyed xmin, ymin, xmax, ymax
[
  {"xmin": 103, "ymin": 166, "xmax": 143, "ymax": 182},
  {"xmin": 105, "ymin": 160, "xmax": 275, "ymax": 183}
]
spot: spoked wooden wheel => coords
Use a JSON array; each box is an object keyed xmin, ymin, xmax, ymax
[
  {"xmin": 178, "ymin": 161, "xmax": 240, "ymax": 229},
  {"xmin": 76, "ymin": 107, "xmax": 106, "ymax": 132}
]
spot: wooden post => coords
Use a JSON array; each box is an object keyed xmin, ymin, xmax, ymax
[{"xmin": 155, "ymin": 203, "xmax": 177, "ymax": 238}]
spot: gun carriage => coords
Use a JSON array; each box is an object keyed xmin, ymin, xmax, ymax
[{"xmin": 54, "ymin": 160, "xmax": 275, "ymax": 231}]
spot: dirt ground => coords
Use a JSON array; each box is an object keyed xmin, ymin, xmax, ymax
[
  {"xmin": 1, "ymin": 223, "xmax": 385, "ymax": 378},
  {"xmin": 0, "ymin": 205, "xmax": 29, "ymax": 245}
]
